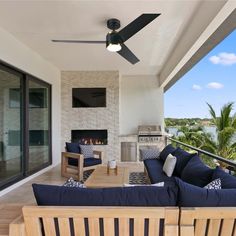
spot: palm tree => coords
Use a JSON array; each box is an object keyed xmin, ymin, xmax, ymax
[
  {"xmin": 176, "ymin": 126, "xmax": 206, "ymax": 148},
  {"xmin": 172, "ymin": 102, "xmax": 236, "ymax": 167},
  {"xmin": 173, "ymin": 125, "xmax": 216, "ymax": 167},
  {"xmin": 202, "ymin": 102, "xmax": 236, "ymax": 166}
]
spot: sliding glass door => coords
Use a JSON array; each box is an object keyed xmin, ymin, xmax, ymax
[
  {"xmin": 28, "ymin": 79, "xmax": 51, "ymax": 172},
  {"xmin": 0, "ymin": 63, "xmax": 51, "ymax": 190},
  {"xmin": 0, "ymin": 65, "xmax": 23, "ymax": 187}
]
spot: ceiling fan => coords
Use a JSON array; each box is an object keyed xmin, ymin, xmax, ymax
[{"xmin": 52, "ymin": 14, "xmax": 160, "ymax": 65}]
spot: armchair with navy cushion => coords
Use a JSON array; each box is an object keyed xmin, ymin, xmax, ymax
[{"xmin": 61, "ymin": 142, "xmax": 103, "ymax": 181}]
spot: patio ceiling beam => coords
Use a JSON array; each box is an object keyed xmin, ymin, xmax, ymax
[{"xmin": 159, "ymin": 0, "xmax": 236, "ymax": 92}]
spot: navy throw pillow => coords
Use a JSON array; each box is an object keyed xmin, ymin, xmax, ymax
[
  {"xmin": 181, "ymin": 155, "xmax": 213, "ymax": 187},
  {"xmin": 32, "ymin": 184, "xmax": 178, "ymax": 206},
  {"xmin": 172, "ymin": 147, "xmax": 195, "ymax": 176},
  {"xmin": 159, "ymin": 144, "xmax": 176, "ymax": 162},
  {"xmin": 66, "ymin": 142, "xmax": 80, "ymax": 153},
  {"xmin": 176, "ymin": 177, "xmax": 236, "ymax": 207},
  {"xmin": 212, "ymin": 167, "xmax": 236, "ymax": 189}
]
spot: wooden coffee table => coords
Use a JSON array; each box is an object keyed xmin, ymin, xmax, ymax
[{"xmin": 84, "ymin": 166, "xmax": 129, "ymax": 188}]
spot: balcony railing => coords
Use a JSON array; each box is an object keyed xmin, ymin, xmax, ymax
[{"xmin": 168, "ymin": 137, "xmax": 236, "ymax": 169}]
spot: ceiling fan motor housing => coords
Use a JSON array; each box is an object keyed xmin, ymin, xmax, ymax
[
  {"xmin": 106, "ymin": 32, "xmax": 123, "ymax": 47},
  {"xmin": 107, "ymin": 18, "xmax": 121, "ymax": 31}
]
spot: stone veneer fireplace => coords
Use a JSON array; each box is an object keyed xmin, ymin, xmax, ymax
[
  {"xmin": 71, "ymin": 130, "xmax": 108, "ymax": 145},
  {"xmin": 61, "ymin": 71, "xmax": 119, "ymax": 162}
]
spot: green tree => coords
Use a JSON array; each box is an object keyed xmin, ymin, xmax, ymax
[
  {"xmin": 171, "ymin": 103, "xmax": 236, "ymax": 167},
  {"xmin": 202, "ymin": 102, "xmax": 236, "ymax": 165},
  {"xmin": 173, "ymin": 126, "xmax": 216, "ymax": 167}
]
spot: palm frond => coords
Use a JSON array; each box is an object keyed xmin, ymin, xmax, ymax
[
  {"xmin": 218, "ymin": 127, "xmax": 235, "ymax": 151},
  {"xmin": 219, "ymin": 102, "xmax": 234, "ymax": 130},
  {"xmin": 207, "ymin": 103, "xmax": 216, "ymax": 120}
]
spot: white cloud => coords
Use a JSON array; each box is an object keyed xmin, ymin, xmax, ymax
[
  {"xmin": 209, "ymin": 52, "xmax": 236, "ymax": 65},
  {"xmin": 206, "ymin": 82, "xmax": 224, "ymax": 89},
  {"xmin": 192, "ymin": 84, "xmax": 202, "ymax": 90}
]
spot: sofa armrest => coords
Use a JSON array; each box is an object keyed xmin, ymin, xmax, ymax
[
  {"xmin": 93, "ymin": 150, "xmax": 104, "ymax": 161},
  {"xmin": 9, "ymin": 215, "xmax": 26, "ymax": 236}
]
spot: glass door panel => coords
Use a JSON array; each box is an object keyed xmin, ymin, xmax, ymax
[
  {"xmin": 0, "ymin": 66, "xmax": 23, "ymax": 187},
  {"xmin": 28, "ymin": 80, "xmax": 50, "ymax": 172}
]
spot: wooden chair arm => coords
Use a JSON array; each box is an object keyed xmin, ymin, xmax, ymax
[
  {"xmin": 62, "ymin": 151, "xmax": 84, "ymax": 160},
  {"xmin": 61, "ymin": 152, "xmax": 84, "ymax": 169},
  {"xmin": 93, "ymin": 150, "xmax": 104, "ymax": 161},
  {"xmin": 9, "ymin": 215, "xmax": 26, "ymax": 236}
]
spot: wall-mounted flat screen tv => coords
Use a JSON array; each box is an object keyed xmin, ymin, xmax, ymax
[{"xmin": 72, "ymin": 88, "xmax": 106, "ymax": 108}]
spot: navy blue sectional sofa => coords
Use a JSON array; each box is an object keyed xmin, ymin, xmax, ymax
[
  {"xmin": 32, "ymin": 144, "xmax": 236, "ymax": 208},
  {"xmin": 144, "ymin": 144, "xmax": 236, "ymax": 207}
]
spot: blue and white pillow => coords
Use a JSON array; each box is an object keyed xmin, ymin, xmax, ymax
[
  {"xmin": 204, "ymin": 178, "xmax": 221, "ymax": 189},
  {"xmin": 79, "ymin": 145, "xmax": 94, "ymax": 158},
  {"xmin": 140, "ymin": 148, "xmax": 160, "ymax": 161},
  {"xmin": 63, "ymin": 177, "xmax": 85, "ymax": 188}
]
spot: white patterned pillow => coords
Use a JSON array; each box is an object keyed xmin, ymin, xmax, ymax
[
  {"xmin": 204, "ymin": 178, "xmax": 221, "ymax": 189},
  {"xmin": 140, "ymin": 148, "xmax": 160, "ymax": 161},
  {"xmin": 63, "ymin": 177, "xmax": 86, "ymax": 188},
  {"xmin": 79, "ymin": 145, "xmax": 94, "ymax": 158},
  {"xmin": 163, "ymin": 154, "xmax": 177, "ymax": 177}
]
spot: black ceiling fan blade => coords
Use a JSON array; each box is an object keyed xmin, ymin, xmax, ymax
[
  {"xmin": 52, "ymin": 39, "xmax": 106, "ymax": 44},
  {"xmin": 117, "ymin": 44, "xmax": 139, "ymax": 64},
  {"xmin": 118, "ymin": 14, "xmax": 160, "ymax": 42}
]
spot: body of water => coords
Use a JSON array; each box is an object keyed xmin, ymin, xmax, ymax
[
  {"xmin": 167, "ymin": 126, "xmax": 217, "ymax": 140},
  {"xmin": 166, "ymin": 126, "xmax": 236, "ymax": 143}
]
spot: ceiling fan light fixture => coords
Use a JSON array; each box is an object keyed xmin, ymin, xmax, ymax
[{"xmin": 106, "ymin": 43, "xmax": 122, "ymax": 52}]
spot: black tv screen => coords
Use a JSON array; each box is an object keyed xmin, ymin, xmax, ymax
[{"xmin": 72, "ymin": 88, "xmax": 106, "ymax": 108}]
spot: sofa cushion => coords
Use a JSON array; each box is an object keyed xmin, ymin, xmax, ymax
[
  {"xmin": 212, "ymin": 167, "xmax": 236, "ymax": 189},
  {"xmin": 32, "ymin": 184, "xmax": 178, "ymax": 206},
  {"xmin": 181, "ymin": 155, "xmax": 213, "ymax": 187},
  {"xmin": 80, "ymin": 145, "xmax": 94, "ymax": 158},
  {"xmin": 84, "ymin": 157, "xmax": 102, "ymax": 167},
  {"xmin": 66, "ymin": 142, "xmax": 80, "ymax": 153},
  {"xmin": 143, "ymin": 159, "xmax": 176, "ymax": 187},
  {"xmin": 172, "ymin": 147, "xmax": 195, "ymax": 176},
  {"xmin": 163, "ymin": 154, "xmax": 177, "ymax": 177},
  {"xmin": 140, "ymin": 148, "xmax": 160, "ymax": 161},
  {"xmin": 159, "ymin": 144, "xmax": 176, "ymax": 162},
  {"xmin": 68, "ymin": 157, "xmax": 101, "ymax": 167},
  {"xmin": 175, "ymin": 177, "xmax": 236, "ymax": 207}
]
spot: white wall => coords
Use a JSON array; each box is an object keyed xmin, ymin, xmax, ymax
[
  {"xmin": 0, "ymin": 26, "xmax": 61, "ymax": 166},
  {"xmin": 119, "ymin": 75, "xmax": 164, "ymax": 135}
]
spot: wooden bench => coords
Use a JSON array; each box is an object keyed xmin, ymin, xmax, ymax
[
  {"xmin": 180, "ymin": 207, "xmax": 236, "ymax": 236},
  {"xmin": 10, "ymin": 206, "xmax": 179, "ymax": 236}
]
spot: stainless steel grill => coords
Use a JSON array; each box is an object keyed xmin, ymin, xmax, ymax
[{"xmin": 138, "ymin": 125, "xmax": 162, "ymax": 143}]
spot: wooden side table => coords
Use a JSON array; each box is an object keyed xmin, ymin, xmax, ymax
[{"xmin": 107, "ymin": 165, "xmax": 118, "ymax": 175}]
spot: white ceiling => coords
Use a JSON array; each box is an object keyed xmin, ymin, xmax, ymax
[{"xmin": 0, "ymin": 0, "xmax": 227, "ymax": 75}]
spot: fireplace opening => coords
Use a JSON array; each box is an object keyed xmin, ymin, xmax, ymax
[{"xmin": 71, "ymin": 130, "xmax": 108, "ymax": 145}]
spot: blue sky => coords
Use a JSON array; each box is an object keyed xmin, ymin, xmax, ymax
[{"xmin": 164, "ymin": 29, "xmax": 236, "ymax": 118}]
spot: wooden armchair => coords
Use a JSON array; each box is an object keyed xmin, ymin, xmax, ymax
[{"xmin": 61, "ymin": 150, "xmax": 104, "ymax": 181}]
